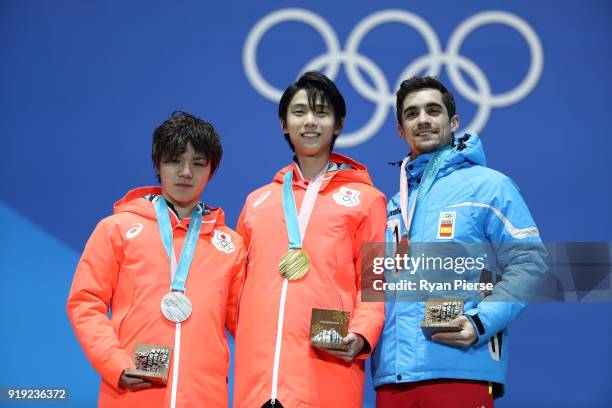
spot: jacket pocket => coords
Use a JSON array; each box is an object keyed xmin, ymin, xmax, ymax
[
  {"xmin": 110, "ymin": 273, "xmax": 136, "ymax": 343},
  {"xmin": 219, "ymin": 289, "xmax": 231, "ymax": 366}
]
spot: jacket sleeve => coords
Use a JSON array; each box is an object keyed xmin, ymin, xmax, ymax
[
  {"xmin": 236, "ymin": 201, "xmax": 251, "ymax": 249},
  {"xmin": 66, "ymin": 218, "xmax": 134, "ymax": 391},
  {"xmin": 348, "ymin": 193, "xmax": 387, "ymax": 358},
  {"xmin": 225, "ymin": 239, "xmax": 247, "ymax": 337},
  {"xmin": 464, "ymin": 178, "xmax": 548, "ymax": 347}
]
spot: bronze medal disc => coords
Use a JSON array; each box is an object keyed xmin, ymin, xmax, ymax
[{"xmin": 279, "ymin": 249, "xmax": 310, "ymax": 280}]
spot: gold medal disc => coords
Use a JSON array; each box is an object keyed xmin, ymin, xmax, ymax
[{"xmin": 279, "ymin": 249, "xmax": 310, "ymax": 280}]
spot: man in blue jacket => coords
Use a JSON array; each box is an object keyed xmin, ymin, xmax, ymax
[{"xmin": 371, "ymin": 76, "xmax": 547, "ymax": 407}]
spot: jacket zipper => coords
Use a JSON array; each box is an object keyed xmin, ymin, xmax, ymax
[{"xmin": 270, "ymin": 278, "xmax": 288, "ymax": 403}]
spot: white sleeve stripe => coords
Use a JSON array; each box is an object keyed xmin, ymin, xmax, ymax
[{"xmin": 447, "ymin": 202, "xmax": 540, "ymax": 239}]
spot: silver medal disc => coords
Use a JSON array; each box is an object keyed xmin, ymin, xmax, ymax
[{"xmin": 161, "ymin": 291, "xmax": 192, "ymax": 323}]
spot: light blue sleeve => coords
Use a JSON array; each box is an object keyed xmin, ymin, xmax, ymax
[{"xmin": 464, "ymin": 176, "xmax": 548, "ymax": 346}]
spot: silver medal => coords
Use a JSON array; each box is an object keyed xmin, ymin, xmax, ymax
[{"xmin": 161, "ymin": 291, "xmax": 192, "ymax": 323}]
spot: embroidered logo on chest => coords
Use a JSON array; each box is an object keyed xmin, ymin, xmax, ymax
[
  {"xmin": 125, "ymin": 223, "xmax": 143, "ymax": 239},
  {"xmin": 437, "ymin": 211, "xmax": 456, "ymax": 239},
  {"xmin": 212, "ymin": 229, "xmax": 236, "ymax": 253},
  {"xmin": 332, "ymin": 187, "xmax": 361, "ymax": 207}
]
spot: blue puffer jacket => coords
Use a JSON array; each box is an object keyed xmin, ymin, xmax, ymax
[{"xmin": 371, "ymin": 133, "xmax": 547, "ymax": 394}]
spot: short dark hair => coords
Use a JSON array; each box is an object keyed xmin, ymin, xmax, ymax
[
  {"xmin": 278, "ymin": 70, "xmax": 346, "ymax": 151},
  {"xmin": 152, "ymin": 111, "xmax": 222, "ymax": 181},
  {"xmin": 396, "ymin": 76, "xmax": 456, "ymax": 125}
]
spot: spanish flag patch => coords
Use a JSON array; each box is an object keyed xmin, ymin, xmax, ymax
[{"xmin": 437, "ymin": 211, "xmax": 456, "ymax": 239}]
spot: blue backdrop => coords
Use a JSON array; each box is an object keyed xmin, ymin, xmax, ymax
[{"xmin": 1, "ymin": 0, "xmax": 611, "ymax": 406}]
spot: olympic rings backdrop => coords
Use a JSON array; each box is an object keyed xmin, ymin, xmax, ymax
[{"xmin": 1, "ymin": 1, "xmax": 611, "ymax": 407}]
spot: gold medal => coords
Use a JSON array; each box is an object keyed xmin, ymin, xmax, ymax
[{"xmin": 279, "ymin": 249, "xmax": 310, "ymax": 280}]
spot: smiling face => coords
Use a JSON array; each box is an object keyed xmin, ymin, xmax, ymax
[
  {"xmin": 281, "ymin": 89, "xmax": 343, "ymax": 160},
  {"xmin": 397, "ymin": 88, "xmax": 459, "ymax": 157},
  {"xmin": 157, "ymin": 142, "xmax": 211, "ymax": 211}
]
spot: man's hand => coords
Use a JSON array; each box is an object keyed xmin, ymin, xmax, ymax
[
  {"xmin": 431, "ymin": 315, "xmax": 478, "ymax": 348},
  {"xmin": 119, "ymin": 370, "xmax": 153, "ymax": 391},
  {"xmin": 320, "ymin": 332, "xmax": 366, "ymax": 362}
]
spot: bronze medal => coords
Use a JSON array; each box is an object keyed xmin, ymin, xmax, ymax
[{"xmin": 279, "ymin": 249, "xmax": 310, "ymax": 280}]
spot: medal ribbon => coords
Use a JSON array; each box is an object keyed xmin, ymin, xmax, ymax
[
  {"xmin": 282, "ymin": 164, "xmax": 326, "ymax": 246},
  {"xmin": 271, "ymin": 164, "xmax": 326, "ymax": 404},
  {"xmin": 154, "ymin": 197, "xmax": 203, "ymax": 292},
  {"xmin": 399, "ymin": 146, "xmax": 452, "ymax": 236}
]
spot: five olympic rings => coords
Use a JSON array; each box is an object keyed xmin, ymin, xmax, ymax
[{"xmin": 244, "ymin": 9, "xmax": 543, "ymax": 147}]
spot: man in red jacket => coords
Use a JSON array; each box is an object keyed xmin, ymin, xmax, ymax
[
  {"xmin": 233, "ymin": 71, "xmax": 387, "ymax": 407},
  {"xmin": 67, "ymin": 112, "xmax": 245, "ymax": 408}
]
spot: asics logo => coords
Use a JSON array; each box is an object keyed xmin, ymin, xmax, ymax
[{"xmin": 125, "ymin": 223, "xmax": 143, "ymax": 239}]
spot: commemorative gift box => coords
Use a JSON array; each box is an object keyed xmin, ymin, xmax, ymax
[
  {"xmin": 310, "ymin": 308, "xmax": 350, "ymax": 351},
  {"xmin": 420, "ymin": 298, "xmax": 464, "ymax": 337},
  {"xmin": 124, "ymin": 343, "xmax": 173, "ymax": 386}
]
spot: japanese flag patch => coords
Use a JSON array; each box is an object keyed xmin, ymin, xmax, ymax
[
  {"xmin": 437, "ymin": 211, "xmax": 456, "ymax": 239},
  {"xmin": 212, "ymin": 229, "xmax": 236, "ymax": 253},
  {"xmin": 333, "ymin": 187, "xmax": 361, "ymax": 207}
]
